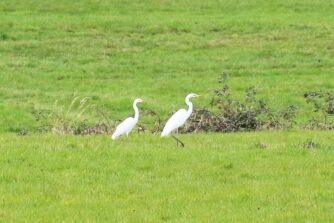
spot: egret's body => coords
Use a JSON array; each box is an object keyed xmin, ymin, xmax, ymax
[
  {"xmin": 161, "ymin": 93, "xmax": 199, "ymax": 146},
  {"xmin": 161, "ymin": 109, "xmax": 190, "ymax": 137},
  {"xmin": 112, "ymin": 98, "xmax": 143, "ymax": 140}
]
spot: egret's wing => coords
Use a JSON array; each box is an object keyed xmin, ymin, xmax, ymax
[
  {"xmin": 161, "ymin": 109, "xmax": 188, "ymax": 136},
  {"xmin": 112, "ymin": 117, "xmax": 135, "ymax": 140}
]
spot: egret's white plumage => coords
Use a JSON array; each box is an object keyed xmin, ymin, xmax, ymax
[
  {"xmin": 112, "ymin": 98, "xmax": 143, "ymax": 140},
  {"xmin": 161, "ymin": 93, "xmax": 199, "ymax": 137}
]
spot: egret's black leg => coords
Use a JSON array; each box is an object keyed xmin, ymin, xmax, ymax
[{"xmin": 172, "ymin": 135, "xmax": 184, "ymax": 148}]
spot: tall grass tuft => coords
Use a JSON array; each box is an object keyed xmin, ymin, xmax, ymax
[{"xmin": 32, "ymin": 96, "xmax": 115, "ymax": 135}]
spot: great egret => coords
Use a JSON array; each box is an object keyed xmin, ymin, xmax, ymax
[
  {"xmin": 161, "ymin": 93, "xmax": 199, "ymax": 147},
  {"xmin": 112, "ymin": 98, "xmax": 144, "ymax": 140}
]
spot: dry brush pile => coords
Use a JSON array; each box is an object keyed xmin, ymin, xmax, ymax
[{"xmin": 181, "ymin": 75, "xmax": 298, "ymax": 133}]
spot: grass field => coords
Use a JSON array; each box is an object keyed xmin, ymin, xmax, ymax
[
  {"xmin": 0, "ymin": 0, "xmax": 334, "ymax": 222},
  {"xmin": 1, "ymin": 132, "xmax": 333, "ymax": 222},
  {"xmin": 1, "ymin": 0, "xmax": 334, "ymax": 131}
]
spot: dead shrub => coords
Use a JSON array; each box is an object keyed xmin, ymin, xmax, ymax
[
  {"xmin": 182, "ymin": 74, "xmax": 298, "ymax": 133},
  {"xmin": 304, "ymin": 90, "xmax": 334, "ymax": 130}
]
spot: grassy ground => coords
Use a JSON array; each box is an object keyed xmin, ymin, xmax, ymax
[
  {"xmin": 1, "ymin": 1, "xmax": 333, "ymax": 222},
  {"xmin": 0, "ymin": 131, "xmax": 333, "ymax": 222},
  {"xmin": 1, "ymin": 0, "xmax": 334, "ymax": 132}
]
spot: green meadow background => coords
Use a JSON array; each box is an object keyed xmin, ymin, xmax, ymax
[
  {"xmin": 1, "ymin": 0, "xmax": 334, "ymax": 131},
  {"xmin": 0, "ymin": 0, "xmax": 333, "ymax": 222}
]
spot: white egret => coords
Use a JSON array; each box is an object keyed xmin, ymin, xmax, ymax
[
  {"xmin": 161, "ymin": 93, "xmax": 199, "ymax": 147},
  {"xmin": 112, "ymin": 98, "xmax": 144, "ymax": 140}
]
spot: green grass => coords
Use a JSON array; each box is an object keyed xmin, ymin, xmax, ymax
[
  {"xmin": 1, "ymin": 1, "xmax": 333, "ymax": 222},
  {"xmin": 0, "ymin": 131, "xmax": 333, "ymax": 222},
  {"xmin": 1, "ymin": 0, "xmax": 334, "ymax": 132}
]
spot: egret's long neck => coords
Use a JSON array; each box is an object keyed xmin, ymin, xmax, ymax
[
  {"xmin": 185, "ymin": 97, "xmax": 193, "ymax": 117},
  {"xmin": 133, "ymin": 102, "xmax": 139, "ymax": 121}
]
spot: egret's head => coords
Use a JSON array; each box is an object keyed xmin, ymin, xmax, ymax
[
  {"xmin": 134, "ymin": 98, "xmax": 144, "ymax": 104},
  {"xmin": 187, "ymin": 93, "xmax": 200, "ymax": 98}
]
